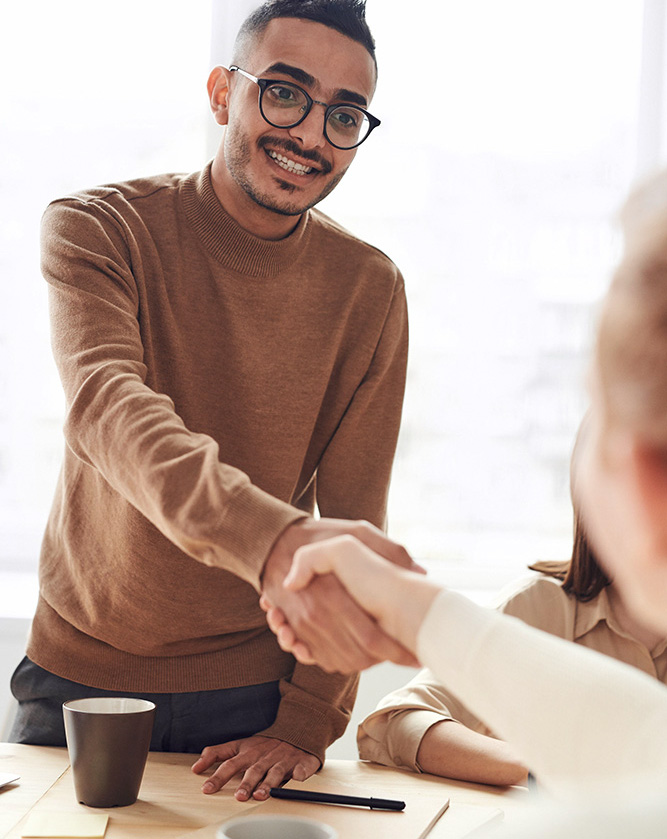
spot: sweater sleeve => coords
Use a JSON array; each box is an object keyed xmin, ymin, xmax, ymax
[
  {"xmin": 356, "ymin": 667, "xmax": 487, "ymax": 771},
  {"xmin": 252, "ymin": 268, "xmax": 406, "ymax": 761},
  {"xmin": 313, "ymin": 277, "xmax": 409, "ymax": 528},
  {"xmin": 417, "ymin": 589, "xmax": 667, "ymax": 798},
  {"xmin": 273, "ymin": 272, "xmax": 407, "ymax": 761},
  {"xmin": 257, "ymin": 663, "xmax": 359, "ymax": 764},
  {"xmin": 42, "ymin": 197, "xmax": 304, "ymax": 589}
]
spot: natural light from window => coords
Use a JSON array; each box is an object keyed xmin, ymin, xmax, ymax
[{"xmin": 0, "ymin": 0, "xmax": 648, "ymax": 597}]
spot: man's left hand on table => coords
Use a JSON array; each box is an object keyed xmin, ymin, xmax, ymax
[{"xmin": 192, "ymin": 735, "xmax": 320, "ymax": 800}]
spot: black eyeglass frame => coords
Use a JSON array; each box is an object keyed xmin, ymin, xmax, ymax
[{"xmin": 228, "ymin": 65, "xmax": 381, "ymax": 150}]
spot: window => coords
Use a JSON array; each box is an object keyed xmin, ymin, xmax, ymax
[
  {"xmin": 0, "ymin": 0, "xmax": 212, "ymax": 570},
  {"xmin": 0, "ymin": 1, "xmax": 653, "ymax": 595},
  {"xmin": 322, "ymin": 0, "xmax": 645, "ymax": 587}
]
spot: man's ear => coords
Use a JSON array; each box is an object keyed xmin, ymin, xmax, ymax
[
  {"xmin": 629, "ymin": 437, "xmax": 667, "ymax": 555},
  {"xmin": 207, "ymin": 66, "xmax": 232, "ymax": 126}
]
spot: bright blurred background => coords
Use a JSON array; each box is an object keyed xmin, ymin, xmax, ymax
[{"xmin": 1, "ymin": 0, "xmax": 663, "ymax": 601}]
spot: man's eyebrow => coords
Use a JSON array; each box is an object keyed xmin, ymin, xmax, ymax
[
  {"xmin": 265, "ymin": 62, "xmax": 368, "ymax": 108},
  {"xmin": 331, "ymin": 87, "xmax": 367, "ymax": 107},
  {"xmin": 266, "ymin": 62, "xmax": 316, "ymax": 87}
]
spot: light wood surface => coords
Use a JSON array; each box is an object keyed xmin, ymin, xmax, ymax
[{"xmin": 0, "ymin": 743, "xmax": 529, "ymax": 838}]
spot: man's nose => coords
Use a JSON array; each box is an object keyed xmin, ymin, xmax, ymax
[{"xmin": 287, "ymin": 104, "xmax": 328, "ymax": 151}]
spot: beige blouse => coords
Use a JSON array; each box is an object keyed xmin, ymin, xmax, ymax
[{"xmin": 357, "ymin": 574, "xmax": 667, "ymax": 772}]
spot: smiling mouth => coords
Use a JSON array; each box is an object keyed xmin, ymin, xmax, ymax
[{"xmin": 267, "ymin": 150, "xmax": 316, "ymax": 176}]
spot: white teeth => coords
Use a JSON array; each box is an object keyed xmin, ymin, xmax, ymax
[{"xmin": 269, "ymin": 151, "xmax": 314, "ymax": 175}]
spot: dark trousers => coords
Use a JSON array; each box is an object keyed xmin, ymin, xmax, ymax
[{"xmin": 9, "ymin": 657, "xmax": 281, "ymax": 754}]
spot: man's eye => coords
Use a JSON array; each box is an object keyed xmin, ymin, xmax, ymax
[
  {"xmin": 330, "ymin": 109, "xmax": 360, "ymax": 130},
  {"xmin": 267, "ymin": 85, "xmax": 299, "ymax": 105}
]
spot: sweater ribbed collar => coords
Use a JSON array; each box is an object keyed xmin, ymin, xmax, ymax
[{"xmin": 181, "ymin": 162, "xmax": 312, "ymax": 278}]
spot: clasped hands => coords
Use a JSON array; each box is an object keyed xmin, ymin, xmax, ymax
[
  {"xmin": 260, "ymin": 517, "xmax": 424, "ymax": 673},
  {"xmin": 193, "ymin": 518, "xmax": 433, "ymax": 801}
]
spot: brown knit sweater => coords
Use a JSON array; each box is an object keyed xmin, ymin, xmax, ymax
[{"xmin": 27, "ymin": 163, "xmax": 408, "ymax": 761}]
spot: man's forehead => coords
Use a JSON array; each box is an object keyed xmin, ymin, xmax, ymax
[{"xmin": 248, "ymin": 17, "xmax": 376, "ymax": 101}]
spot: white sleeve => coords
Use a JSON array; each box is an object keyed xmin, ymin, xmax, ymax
[{"xmin": 417, "ymin": 589, "xmax": 667, "ymax": 799}]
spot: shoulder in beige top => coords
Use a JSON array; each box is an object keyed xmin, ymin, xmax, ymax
[{"xmin": 357, "ymin": 573, "xmax": 667, "ymax": 772}]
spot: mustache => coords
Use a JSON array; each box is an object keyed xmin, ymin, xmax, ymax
[{"xmin": 258, "ymin": 136, "xmax": 332, "ymax": 174}]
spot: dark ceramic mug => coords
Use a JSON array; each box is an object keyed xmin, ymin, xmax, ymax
[{"xmin": 63, "ymin": 697, "xmax": 155, "ymax": 807}]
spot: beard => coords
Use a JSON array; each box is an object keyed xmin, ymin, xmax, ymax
[{"xmin": 223, "ymin": 127, "xmax": 347, "ymax": 217}]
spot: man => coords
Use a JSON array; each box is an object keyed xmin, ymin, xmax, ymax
[{"xmin": 9, "ymin": 0, "xmax": 414, "ymax": 802}]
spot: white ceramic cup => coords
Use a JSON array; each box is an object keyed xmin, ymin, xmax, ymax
[{"xmin": 216, "ymin": 814, "xmax": 338, "ymax": 839}]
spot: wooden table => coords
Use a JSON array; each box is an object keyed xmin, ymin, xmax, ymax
[{"xmin": 0, "ymin": 743, "xmax": 528, "ymax": 838}]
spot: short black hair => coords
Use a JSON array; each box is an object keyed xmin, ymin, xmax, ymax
[{"xmin": 234, "ymin": 0, "xmax": 377, "ymax": 70}]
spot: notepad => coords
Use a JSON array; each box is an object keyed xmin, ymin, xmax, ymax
[
  {"xmin": 21, "ymin": 811, "xmax": 109, "ymax": 838},
  {"xmin": 178, "ymin": 795, "xmax": 502, "ymax": 839},
  {"xmin": 240, "ymin": 793, "xmax": 450, "ymax": 839}
]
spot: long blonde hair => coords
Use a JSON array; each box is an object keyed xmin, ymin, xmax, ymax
[{"xmin": 597, "ymin": 170, "xmax": 667, "ymax": 448}]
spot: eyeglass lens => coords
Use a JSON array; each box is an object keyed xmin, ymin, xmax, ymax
[{"xmin": 261, "ymin": 82, "xmax": 371, "ymax": 148}]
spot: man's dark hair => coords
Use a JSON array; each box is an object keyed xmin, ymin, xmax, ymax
[{"xmin": 234, "ymin": 0, "xmax": 376, "ymax": 70}]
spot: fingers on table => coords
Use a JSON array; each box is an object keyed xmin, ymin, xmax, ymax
[{"xmin": 195, "ymin": 738, "xmax": 319, "ymax": 799}]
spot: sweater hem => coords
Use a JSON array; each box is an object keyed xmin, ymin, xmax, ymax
[{"xmin": 27, "ymin": 597, "xmax": 296, "ymax": 694}]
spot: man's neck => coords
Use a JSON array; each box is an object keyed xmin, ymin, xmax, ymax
[{"xmin": 209, "ymin": 154, "xmax": 302, "ymax": 242}]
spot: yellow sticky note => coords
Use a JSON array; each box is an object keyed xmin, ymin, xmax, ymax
[{"xmin": 22, "ymin": 811, "xmax": 109, "ymax": 838}]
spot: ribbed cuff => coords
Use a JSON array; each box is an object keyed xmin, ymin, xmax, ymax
[{"xmin": 257, "ymin": 688, "xmax": 352, "ymax": 765}]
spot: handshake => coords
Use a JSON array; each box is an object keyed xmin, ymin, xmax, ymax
[{"xmin": 259, "ymin": 517, "xmax": 438, "ymax": 673}]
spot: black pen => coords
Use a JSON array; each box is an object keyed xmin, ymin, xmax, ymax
[{"xmin": 269, "ymin": 787, "xmax": 405, "ymax": 811}]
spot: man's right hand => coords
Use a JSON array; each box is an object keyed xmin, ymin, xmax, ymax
[{"xmin": 260, "ymin": 519, "xmax": 422, "ymax": 673}]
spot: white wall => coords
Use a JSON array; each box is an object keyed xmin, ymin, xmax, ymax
[
  {"xmin": 327, "ymin": 662, "xmax": 419, "ymax": 760},
  {"xmin": 0, "ymin": 618, "xmax": 30, "ymax": 740}
]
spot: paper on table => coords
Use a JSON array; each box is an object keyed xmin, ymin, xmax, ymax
[
  {"xmin": 177, "ymin": 794, "xmax": 449, "ymax": 839},
  {"xmin": 177, "ymin": 797, "xmax": 504, "ymax": 839},
  {"xmin": 0, "ymin": 772, "xmax": 20, "ymax": 789},
  {"xmin": 418, "ymin": 797, "xmax": 450, "ymax": 839},
  {"xmin": 21, "ymin": 811, "xmax": 109, "ymax": 838},
  {"xmin": 264, "ymin": 794, "xmax": 450, "ymax": 838},
  {"xmin": 439, "ymin": 803, "xmax": 503, "ymax": 837}
]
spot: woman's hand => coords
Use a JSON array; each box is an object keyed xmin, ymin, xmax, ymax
[{"xmin": 261, "ymin": 535, "xmax": 440, "ymax": 670}]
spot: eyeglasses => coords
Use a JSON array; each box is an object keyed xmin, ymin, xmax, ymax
[{"xmin": 228, "ymin": 65, "xmax": 380, "ymax": 150}]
